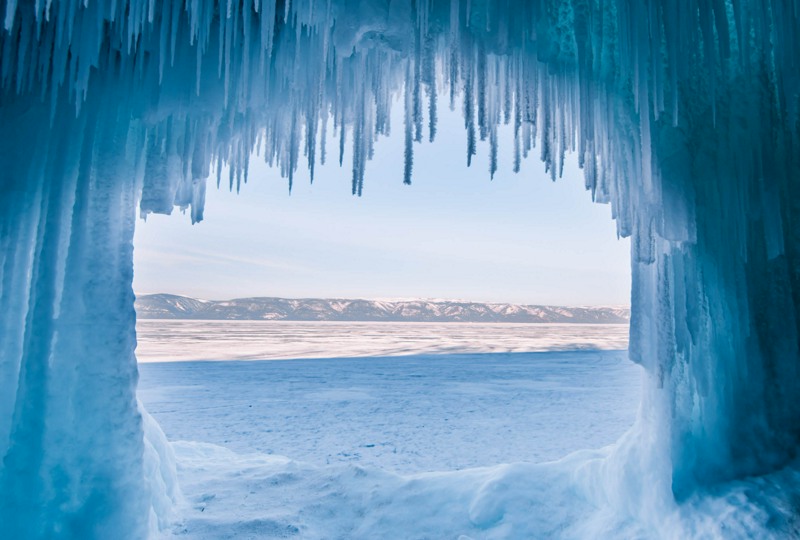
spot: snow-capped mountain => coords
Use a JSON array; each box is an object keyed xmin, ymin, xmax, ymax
[{"xmin": 135, "ymin": 294, "xmax": 630, "ymax": 323}]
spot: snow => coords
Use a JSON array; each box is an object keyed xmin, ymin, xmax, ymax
[
  {"xmin": 135, "ymin": 320, "xmax": 630, "ymax": 362},
  {"xmin": 155, "ymin": 443, "xmax": 612, "ymax": 539},
  {"xmin": 138, "ymin": 350, "xmax": 643, "ymax": 538},
  {"xmin": 1, "ymin": 0, "xmax": 799, "ymax": 538},
  {"xmin": 154, "ymin": 441, "xmax": 800, "ymax": 539},
  {"xmin": 138, "ymin": 350, "xmax": 640, "ymax": 472}
]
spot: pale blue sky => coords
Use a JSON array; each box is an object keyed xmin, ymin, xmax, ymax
[{"xmin": 133, "ymin": 104, "xmax": 630, "ymax": 306}]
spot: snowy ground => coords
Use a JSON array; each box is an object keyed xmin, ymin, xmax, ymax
[
  {"xmin": 137, "ymin": 323, "xmax": 642, "ymax": 538},
  {"xmin": 138, "ymin": 351, "xmax": 640, "ymax": 473}
]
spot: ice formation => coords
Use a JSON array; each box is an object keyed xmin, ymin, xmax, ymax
[{"xmin": 1, "ymin": 0, "xmax": 799, "ymax": 538}]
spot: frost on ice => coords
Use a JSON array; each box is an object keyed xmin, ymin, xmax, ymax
[{"xmin": 1, "ymin": 0, "xmax": 799, "ymax": 538}]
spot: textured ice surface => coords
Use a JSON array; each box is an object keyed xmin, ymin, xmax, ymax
[
  {"xmin": 135, "ymin": 321, "xmax": 630, "ymax": 362},
  {"xmin": 139, "ymin": 351, "xmax": 643, "ymax": 538},
  {"xmin": 138, "ymin": 351, "xmax": 641, "ymax": 472},
  {"xmin": 1, "ymin": 0, "xmax": 799, "ymax": 538},
  {"xmin": 157, "ymin": 442, "xmax": 800, "ymax": 540}
]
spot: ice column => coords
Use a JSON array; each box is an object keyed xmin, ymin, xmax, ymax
[{"xmin": 0, "ymin": 91, "xmax": 151, "ymax": 537}]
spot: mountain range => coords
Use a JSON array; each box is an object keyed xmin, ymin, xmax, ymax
[{"xmin": 135, "ymin": 294, "xmax": 630, "ymax": 324}]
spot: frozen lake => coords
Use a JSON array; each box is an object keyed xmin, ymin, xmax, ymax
[
  {"xmin": 137, "ymin": 322, "xmax": 643, "ymax": 538},
  {"xmin": 135, "ymin": 320, "xmax": 630, "ymax": 362},
  {"xmin": 137, "ymin": 322, "xmax": 640, "ymax": 473}
]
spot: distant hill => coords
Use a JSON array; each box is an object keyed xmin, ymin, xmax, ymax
[{"xmin": 135, "ymin": 294, "xmax": 630, "ymax": 323}]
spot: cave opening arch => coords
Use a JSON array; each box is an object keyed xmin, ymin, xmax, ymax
[{"xmin": 1, "ymin": 0, "xmax": 799, "ymax": 538}]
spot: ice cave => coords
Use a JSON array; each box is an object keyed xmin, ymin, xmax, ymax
[{"xmin": 1, "ymin": 0, "xmax": 799, "ymax": 538}]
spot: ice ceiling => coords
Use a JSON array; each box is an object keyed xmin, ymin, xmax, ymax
[{"xmin": 1, "ymin": 0, "xmax": 799, "ymax": 538}]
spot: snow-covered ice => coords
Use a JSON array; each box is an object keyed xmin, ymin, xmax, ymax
[
  {"xmin": 139, "ymin": 350, "xmax": 642, "ymax": 538},
  {"xmin": 136, "ymin": 321, "xmax": 630, "ymax": 362},
  {"xmin": 136, "ymin": 323, "xmax": 643, "ymax": 538},
  {"xmin": 138, "ymin": 350, "xmax": 640, "ymax": 472}
]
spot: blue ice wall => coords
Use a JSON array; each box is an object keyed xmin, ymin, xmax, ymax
[
  {"xmin": 0, "ymin": 90, "xmax": 150, "ymax": 536},
  {"xmin": 1, "ymin": 0, "xmax": 799, "ymax": 537}
]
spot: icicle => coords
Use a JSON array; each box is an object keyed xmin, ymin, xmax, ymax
[
  {"xmin": 319, "ymin": 105, "xmax": 328, "ymax": 167},
  {"xmin": 403, "ymin": 60, "xmax": 414, "ymax": 185}
]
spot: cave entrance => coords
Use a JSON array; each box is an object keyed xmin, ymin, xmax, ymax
[
  {"xmin": 132, "ymin": 103, "xmax": 638, "ymax": 479},
  {"xmin": 3, "ymin": 0, "xmax": 797, "ymax": 537}
]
